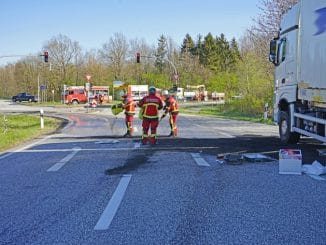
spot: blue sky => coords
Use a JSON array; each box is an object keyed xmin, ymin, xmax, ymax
[{"xmin": 0, "ymin": 0, "xmax": 260, "ymax": 65}]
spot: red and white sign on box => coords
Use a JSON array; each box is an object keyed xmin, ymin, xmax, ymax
[{"xmin": 279, "ymin": 149, "xmax": 302, "ymax": 175}]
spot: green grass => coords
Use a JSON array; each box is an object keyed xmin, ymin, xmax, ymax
[
  {"xmin": 0, "ymin": 114, "xmax": 61, "ymax": 152},
  {"xmin": 181, "ymin": 104, "xmax": 274, "ymax": 124}
]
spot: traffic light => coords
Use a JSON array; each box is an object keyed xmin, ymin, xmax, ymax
[
  {"xmin": 44, "ymin": 51, "xmax": 48, "ymax": 62},
  {"xmin": 136, "ymin": 52, "xmax": 140, "ymax": 63}
]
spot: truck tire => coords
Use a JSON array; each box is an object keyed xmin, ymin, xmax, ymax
[
  {"xmin": 72, "ymin": 100, "xmax": 79, "ymax": 105},
  {"xmin": 279, "ymin": 111, "xmax": 300, "ymax": 144},
  {"xmin": 28, "ymin": 98, "xmax": 32, "ymax": 102}
]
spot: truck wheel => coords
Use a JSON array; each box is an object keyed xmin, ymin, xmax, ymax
[
  {"xmin": 279, "ymin": 111, "xmax": 300, "ymax": 144},
  {"xmin": 72, "ymin": 100, "xmax": 79, "ymax": 105},
  {"xmin": 28, "ymin": 98, "xmax": 32, "ymax": 102}
]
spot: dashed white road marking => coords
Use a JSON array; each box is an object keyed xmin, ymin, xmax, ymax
[
  {"xmin": 191, "ymin": 153, "xmax": 211, "ymax": 167},
  {"xmin": 133, "ymin": 142, "xmax": 141, "ymax": 148},
  {"xmin": 0, "ymin": 135, "xmax": 53, "ymax": 160},
  {"xmin": 94, "ymin": 174, "xmax": 132, "ymax": 230},
  {"xmin": 47, "ymin": 147, "xmax": 81, "ymax": 172}
]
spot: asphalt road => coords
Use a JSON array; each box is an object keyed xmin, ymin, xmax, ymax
[{"xmin": 0, "ymin": 101, "xmax": 325, "ymax": 244}]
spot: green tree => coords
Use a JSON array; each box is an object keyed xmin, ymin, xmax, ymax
[
  {"xmin": 202, "ymin": 33, "xmax": 217, "ymax": 69},
  {"xmin": 155, "ymin": 35, "xmax": 167, "ymax": 73},
  {"xmin": 181, "ymin": 34, "xmax": 195, "ymax": 54}
]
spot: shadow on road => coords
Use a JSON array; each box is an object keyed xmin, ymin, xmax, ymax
[{"xmin": 48, "ymin": 134, "xmax": 326, "ymax": 165}]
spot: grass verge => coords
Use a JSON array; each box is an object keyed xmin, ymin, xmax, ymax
[
  {"xmin": 181, "ymin": 104, "xmax": 274, "ymax": 124},
  {"xmin": 0, "ymin": 114, "xmax": 62, "ymax": 152}
]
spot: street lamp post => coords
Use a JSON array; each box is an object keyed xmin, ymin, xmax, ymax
[{"xmin": 164, "ymin": 57, "xmax": 178, "ymax": 84}]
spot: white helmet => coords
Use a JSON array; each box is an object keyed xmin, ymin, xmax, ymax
[{"xmin": 162, "ymin": 90, "xmax": 169, "ymax": 96}]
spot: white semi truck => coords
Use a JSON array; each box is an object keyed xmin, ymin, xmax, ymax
[{"xmin": 269, "ymin": 0, "xmax": 326, "ymax": 143}]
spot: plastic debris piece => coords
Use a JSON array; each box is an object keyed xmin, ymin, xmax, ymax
[
  {"xmin": 243, "ymin": 153, "xmax": 276, "ymax": 162},
  {"xmin": 302, "ymin": 161, "xmax": 326, "ymax": 176}
]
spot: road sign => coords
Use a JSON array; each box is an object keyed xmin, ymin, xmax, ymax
[
  {"xmin": 113, "ymin": 81, "xmax": 124, "ymax": 88},
  {"xmin": 40, "ymin": 84, "xmax": 47, "ymax": 90},
  {"xmin": 86, "ymin": 75, "xmax": 91, "ymax": 81},
  {"xmin": 172, "ymin": 74, "xmax": 179, "ymax": 82}
]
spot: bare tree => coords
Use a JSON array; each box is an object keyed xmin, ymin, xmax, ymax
[
  {"xmin": 43, "ymin": 34, "xmax": 81, "ymax": 82},
  {"xmin": 253, "ymin": 0, "xmax": 299, "ymax": 36},
  {"xmin": 99, "ymin": 32, "xmax": 128, "ymax": 79},
  {"xmin": 248, "ymin": 0, "xmax": 299, "ymax": 57}
]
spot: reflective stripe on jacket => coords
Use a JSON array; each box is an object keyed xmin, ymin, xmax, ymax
[
  {"xmin": 123, "ymin": 97, "xmax": 136, "ymax": 115},
  {"xmin": 164, "ymin": 96, "xmax": 179, "ymax": 115},
  {"xmin": 138, "ymin": 94, "xmax": 163, "ymax": 119}
]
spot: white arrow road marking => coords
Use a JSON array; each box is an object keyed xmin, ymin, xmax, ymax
[
  {"xmin": 94, "ymin": 174, "xmax": 132, "ymax": 230},
  {"xmin": 191, "ymin": 153, "xmax": 211, "ymax": 167},
  {"xmin": 47, "ymin": 147, "xmax": 81, "ymax": 172}
]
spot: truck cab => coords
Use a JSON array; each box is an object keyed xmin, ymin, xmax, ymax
[{"xmin": 269, "ymin": 0, "xmax": 326, "ymax": 143}]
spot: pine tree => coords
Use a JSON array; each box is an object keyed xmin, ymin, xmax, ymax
[
  {"xmin": 181, "ymin": 34, "xmax": 195, "ymax": 54},
  {"xmin": 202, "ymin": 33, "xmax": 218, "ymax": 70},
  {"xmin": 155, "ymin": 35, "xmax": 167, "ymax": 73},
  {"xmin": 230, "ymin": 38, "xmax": 240, "ymax": 60},
  {"xmin": 193, "ymin": 34, "xmax": 204, "ymax": 62}
]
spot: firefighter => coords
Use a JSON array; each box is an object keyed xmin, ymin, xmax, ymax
[
  {"xmin": 91, "ymin": 98, "xmax": 97, "ymax": 108},
  {"xmin": 160, "ymin": 90, "xmax": 179, "ymax": 137},
  {"xmin": 138, "ymin": 86, "xmax": 163, "ymax": 145},
  {"xmin": 122, "ymin": 93, "xmax": 136, "ymax": 137}
]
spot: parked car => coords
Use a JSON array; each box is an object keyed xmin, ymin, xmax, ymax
[{"xmin": 12, "ymin": 92, "xmax": 37, "ymax": 102}]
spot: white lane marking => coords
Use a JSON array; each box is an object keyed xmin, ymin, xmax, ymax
[
  {"xmin": 15, "ymin": 146, "xmax": 220, "ymax": 153},
  {"xmin": 94, "ymin": 140, "xmax": 119, "ymax": 144},
  {"xmin": 194, "ymin": 124, "xmax": 234, "ymax": 138},
  {"xmin": 0, "ymin": 135, "xmax": 53, "ymax": 160},
  {"xmin": 47, "ymin": 147, "xmax": 81, "ymax": 172},
  {"xmin": 218, "ymin": 131, "xmax": 235, "ymax": 138},
  {"xmin": 133, "ymin": 142, "xmax": 141, "ymax": 149},
  {"xmin": 94, "ymin": 174, "xmax": 132, "ymax": 230},
  {"xmin": 190, "ymin": 153, "xmax": 210, "ymax": 167}
]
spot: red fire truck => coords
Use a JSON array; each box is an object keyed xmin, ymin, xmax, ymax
[{"xmin": 64, "ymin": 86, "xmax": 87, "ymax": 104}]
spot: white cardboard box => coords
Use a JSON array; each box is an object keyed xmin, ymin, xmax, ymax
[{"xmin": 279, "ymin": 149, "xmax": 302, "ymax": 175}]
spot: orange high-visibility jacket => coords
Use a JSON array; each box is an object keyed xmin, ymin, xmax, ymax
[
  {"xmin": 164, "ymin": 96, "xmax": 179, "ymax": 114},
  {"xmin": 138, "ymin": 94, "xmax": 163, "ymax": 119},
  {"xmin": 123, "ymin": 96, "xmax": 136, "ymax": 115}
]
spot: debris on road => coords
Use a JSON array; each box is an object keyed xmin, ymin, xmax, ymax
[
  {"xmin": 243, "ymin": 153, "xmax": 276, "ymax": 162},
  {"xmin": 224, "ymin": 153, "xmax": 243, "ymax": 164},
  {"xmin": 302, "ymin": 161, "xmax": 326, "ymax": 176},
  {"xmin": 279, "ymin": 149, "xmax": 302, "ymax": 175},
  {"xmin": 216, "ymin": 152, "xmax": 277, "ymax": 165}
]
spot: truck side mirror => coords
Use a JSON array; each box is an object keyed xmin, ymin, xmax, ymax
[{"xmin": 269, "ymin": 40, "xmax": 277, "ymax": 65}]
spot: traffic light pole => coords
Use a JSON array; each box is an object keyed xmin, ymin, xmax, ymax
[{"xmin": 37, "ymin": 73, "xmax": 40, "ymax": 103}]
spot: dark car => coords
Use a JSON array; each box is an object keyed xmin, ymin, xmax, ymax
[{"xmin": 12, "ymin": 92, "xmax": 38, "ymax": 102}]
